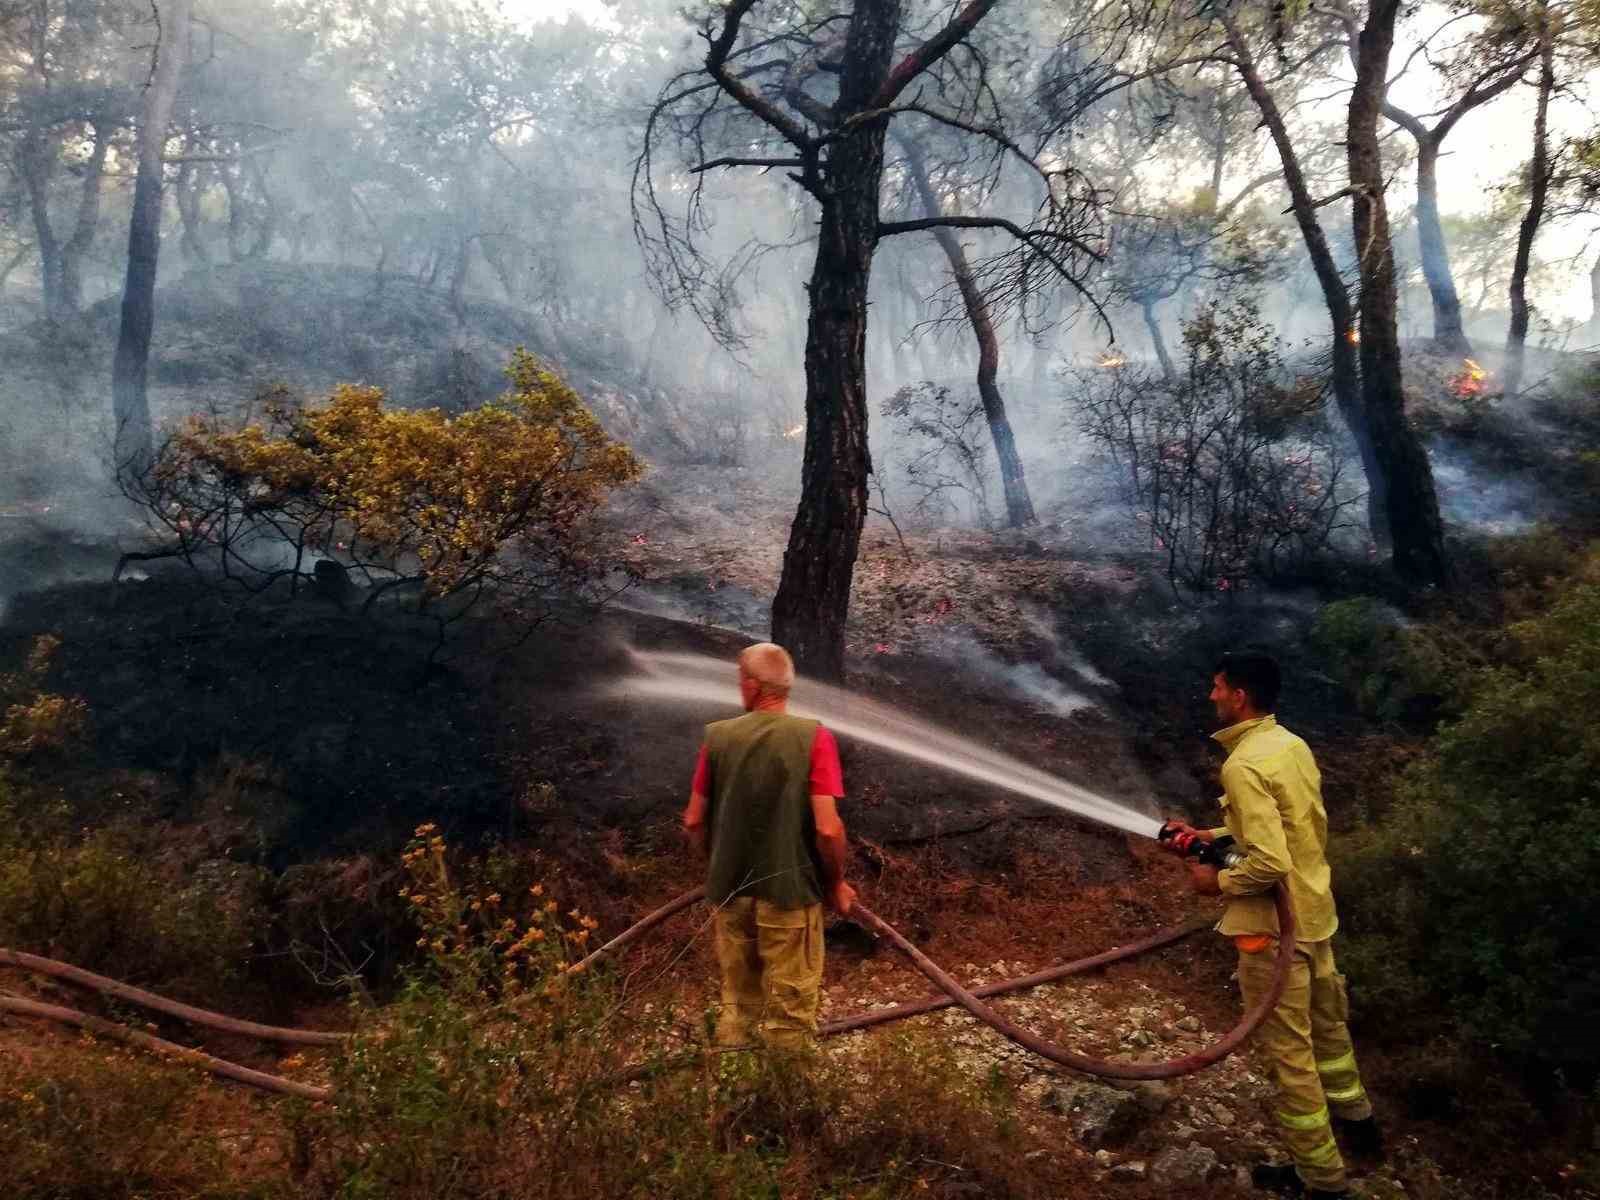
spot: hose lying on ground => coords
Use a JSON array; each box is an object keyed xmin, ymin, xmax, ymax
[
  {"xmin": 581, "ymin": 884, "xmax": 1295, "ymax": 1081},
  {"xmin": 0, "ymin": 949, "xmax": 346, "ymax": 1045},
  {"xmin": 0, "ymin": 882, "xmax": 1292, "ymax": 1095},
  {"xmin": 0, "ymin": 993, "xmax": 330, "ymax": 1100}
]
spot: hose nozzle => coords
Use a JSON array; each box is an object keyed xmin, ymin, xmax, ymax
[{"xmin": 1157, "ymin": 820, "xmax": 1245, "ymax": 870}]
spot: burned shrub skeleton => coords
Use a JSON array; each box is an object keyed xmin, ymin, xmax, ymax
[{"xmin": 1075, "ymin": 300, "xmax": 1363, "ymax": 594}]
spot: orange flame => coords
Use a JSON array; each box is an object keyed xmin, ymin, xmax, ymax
[
  {"xmin": 1097, "ymin": 352, "xmax": 1127, "ymax": 368},
  {"xmin": 782, "ymin": 423, "xmax": 804, "ymax": 440},
  {"xmin": 1448, "ymin": 357, "xmax": 1490, "ymax": 398},
  {"xmin": 1345, "ymin": 327, "xmax": 1360, "ymax": 345}
]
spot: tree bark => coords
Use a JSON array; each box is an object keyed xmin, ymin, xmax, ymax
[
  {"xmin": 60, "ymin": 123, "xmax": 110, "ymax": 316},
  {"xmin": 1410, "ymin": 138, "xmax": 1470, "ymax": 354},
  {"xmin": 1588, "ymin": 249, "xmax": 1600, "ymax": 343},
  {"xmin": 112, "ymin": 0, "xmax": 193, "ymax": 474},
  {"xmin": 20, "ymin": 122, "xmax": 109, "ymax": 321},
  {"xmin": 1141, "ymin": 298, "xmax": 1176, "ymax": 381},
  {"xmin": 0, "ymin": 244, "xmax": 33, "ymax": 292},
  {"xmin": 18, "ymin": 132, "xmax": 65, "ymax": 319},
  {"xmin": 1349, "ymin": 0, "xmax": 1449, "ymax": 588},
  {"xmin": 1219, "ymin": 10, "xmax": 1389, "ymax": 546},
  {"xmin": 1383, "ymin": 54, "xmax": 1529, "ymax": 355},
  {"xmin": 770, "ymin": 0, "xmax": 904, "ymax": 680},
  {"xmin": 175, "ymin": 157, "xmax": 211, "ymax": 263},
  {"xmin": 1505, "ymin": 15, "xmax": 1555, "ymax": 400},
  {"xmin": 900, "ymin": 138, "xmax": 1036, "ymax": 527},
  {"xmin": 245, "ymin": 156, "xmax": 276, "ymax": 259}
]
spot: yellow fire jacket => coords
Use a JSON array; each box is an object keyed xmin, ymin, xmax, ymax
[{"xmin": 1206, "ymin": 715, "xmax": 1339, "ymax": 942}]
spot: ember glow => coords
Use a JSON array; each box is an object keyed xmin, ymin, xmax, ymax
[
  {"xmin": 1449, "ymin": 358, "xmax": 1490, "ymax": 398},
  {"xmin": 1345, "ymin": 327, "xmax": 1360, "ymax": 345}
]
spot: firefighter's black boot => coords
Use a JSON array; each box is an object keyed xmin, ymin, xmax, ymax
[
  {"xmin": 1335, "ymin": 1114, "xmax": 1385, "ymax": 1160},
  {"xmin": 1251, "ymin": 1162, "xmax": 1349, "ymax": 1198}
]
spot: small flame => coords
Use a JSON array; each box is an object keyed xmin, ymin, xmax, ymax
[
  {"xmin": 1096, "ymin": 352, "xmax": 1127, "ymax": 368},
  {"xmin": 782, "ymin": 423, "xmax": 804, "ymax": 440},
  {"xmin": 1345, "ymin": 327, "xmax": 1360, "ymax": 345},
  {"xmin": 1448, "ymin": 357, "xmax": 1490, "ymax": 398}
]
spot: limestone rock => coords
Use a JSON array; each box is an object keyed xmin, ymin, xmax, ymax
[
  {"xmin": 1043, "ymin": 1081, "xmax": 1143, "ymax": 1148},
  {"xmin": 1149, "ymin": 1143, "xmax": 1219, "ymax": 1188}
]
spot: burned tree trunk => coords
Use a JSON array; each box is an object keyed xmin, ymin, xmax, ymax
[
  {"xmin": 1349, "ymin": 0, "xmax": 1449, "ymax": 588},
  {"xmin": 900, "ymin": 138, "xmax": 1036, "ymax": 527},
  {"xmin": 1141, "ymin": 299, "xmax": 1176, "ymax": 382},
  {"xmin": 1384, "ymin": 52, "xmax": 1529, "ymax": 356},
  {"xmin": 1505, "ymin": 16, "xmax": 1555, "ymax": 400},
  {"xmin": 20, "ymin": 122, "xmax": 110, "ymax": 322},
  {"xmin": 1411, "ymin": 139, "xmax": 1470, "ymax": 354},
  {"xmin": 112, "ymin": 0, "xmax": 192, "ymax": 473},
  {"xmin": 1220, "ymin": 10, "xmax": 1389, "ymax": 546},
  {"xmin": 175, "ymin": 156, "xmax": 211, "ymax": 264},
  {"xmin": 770, "ymin": 1, "xmax": 904, "ymax": 680},
  {"xmin": 1589, "ymin": 250, "xmax": 1600, "ymax": 343}
]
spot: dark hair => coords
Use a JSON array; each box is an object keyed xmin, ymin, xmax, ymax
[{"xmin": 1215, "ymin": 651, "xmax": 1281, "ymax": 712}]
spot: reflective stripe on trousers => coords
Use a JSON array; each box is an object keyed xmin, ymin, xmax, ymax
[{"xmin": 1237, "ymin": 938, "xmax": 1371, "ymax": 1192}]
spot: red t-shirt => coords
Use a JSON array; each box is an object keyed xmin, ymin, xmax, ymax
[{"xmin": 691, "ymin": 726, "xmax": 844, "ymax": 797}]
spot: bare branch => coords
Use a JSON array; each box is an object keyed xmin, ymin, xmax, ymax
[
  {"xmin": 690, "ymin": 156, "xmax": 805, "ymax": 173},
  {"xmin": 703, "ymin": 0, "xmax": 814, "ymax": 150},
  {"xmin": 872, "ymin": 0, "xmax": 1002, "ymax": 109}
]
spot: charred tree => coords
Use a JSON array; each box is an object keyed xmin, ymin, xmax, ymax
[
  {"xmin": 112, "ymin": 0, "xmax": 193, "ymax": 473},
  {"xmin": 900, "ymin": 137, "xmax": 1036, "ymax": 527},
  {"xmin": 18, "ymin": 120, "xmax": 111, "ymax": 322},
  {"xmin": 1348, "ymin": 0, "xmax": 1450, "ymax": 588},
  {"xmin": 1505, "ymin": 11, "xmax": 1556, "ymax": 400},
  {"xmin": 638, "ymin": 0, "xmax": 1099, "ymax": 678},
  {"xmin": 1589, "ymin": 250, "xmax": 1600, "ymax": 342},
  {"xmin": 1216, "ymin": 8, "xmax": 1390, "ymax": 546},
  {"xmin": 1383, "ymin": 44, "xmax": 1533, "ymax": 355}
]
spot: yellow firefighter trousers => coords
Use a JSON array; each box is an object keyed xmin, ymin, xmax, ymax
[
  {"xmin": 713, "ymin": 897, "xmax": 824, "ymax": 1050},
  {"xmin": 1237, "ymin": 939, "xmax": 1373, "ymax": 1193}
]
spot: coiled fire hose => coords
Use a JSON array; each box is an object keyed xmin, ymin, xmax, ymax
[{"xmin": 1, "ymin": 880, "xmax": 1292, "ymax": 1096}]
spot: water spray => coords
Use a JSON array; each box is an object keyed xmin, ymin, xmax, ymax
[
  {"xmin": 616, "ymin": 649, "xmax": 1158, "ymax": 838},
  {"xmin": 0, "ymin": 650, "xmax": 1293, "ymax": 1095}
]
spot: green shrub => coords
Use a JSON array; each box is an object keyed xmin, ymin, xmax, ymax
[
  {"xmin": 0, "ymin": 807, "xmax": 268, "ymax": 1003},
  {"xmin": 1335, "ymin": 554, "xmax": 1600, "ymax": 1084},
  {"xmin": 0, "ymin": 1043, "xmax": 279, "ymax": 1200},
  {"xmin": 1310, "ymin": 597, "xmax": 1467, "ymax": 724},
  {"xmin": 1408, "ymin": 574, "xmax": 1600, "ymax": 1081}
]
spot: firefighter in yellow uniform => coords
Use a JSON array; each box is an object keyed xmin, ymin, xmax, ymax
[{"xmin": 1168, "ymin": 651, "xmax": 1382, "ymax": 1199}]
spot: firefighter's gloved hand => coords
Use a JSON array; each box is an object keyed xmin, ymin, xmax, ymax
[{"xmin": 1159, "ymin": 819, "xmax": 1198, "ymax": 846}]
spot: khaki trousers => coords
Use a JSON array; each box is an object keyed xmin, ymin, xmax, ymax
[
  {"xmin": 1237, "ymin": 938, "xmax": 1373, "ymax": 1193},
  {"xmin": 713, "ymin": 897, "xmax": 824, "ymax": 1050}
]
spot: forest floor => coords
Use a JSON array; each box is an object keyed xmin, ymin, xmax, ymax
[
  {"xmin": 2, "ymin": 266, "xmax": 1595, "ymax": 1195},
  {"xmin": 1, "ymin": 465, "xmax": 1588, "ymax": 1199}
]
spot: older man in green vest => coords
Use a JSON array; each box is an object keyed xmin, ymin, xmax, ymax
[{"xmin": 682, "ymin": 642, "xmax": 855, "ymax": 1049}]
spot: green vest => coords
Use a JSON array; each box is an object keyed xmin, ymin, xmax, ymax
[{"xmin": 703, "ymin": 711, "xmax": 823, "ymax": 909}]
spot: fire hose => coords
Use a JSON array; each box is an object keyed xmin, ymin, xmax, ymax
[{"xmin": 0, "ymin": 855, "xmax": 1293, "ymax": 1095}]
